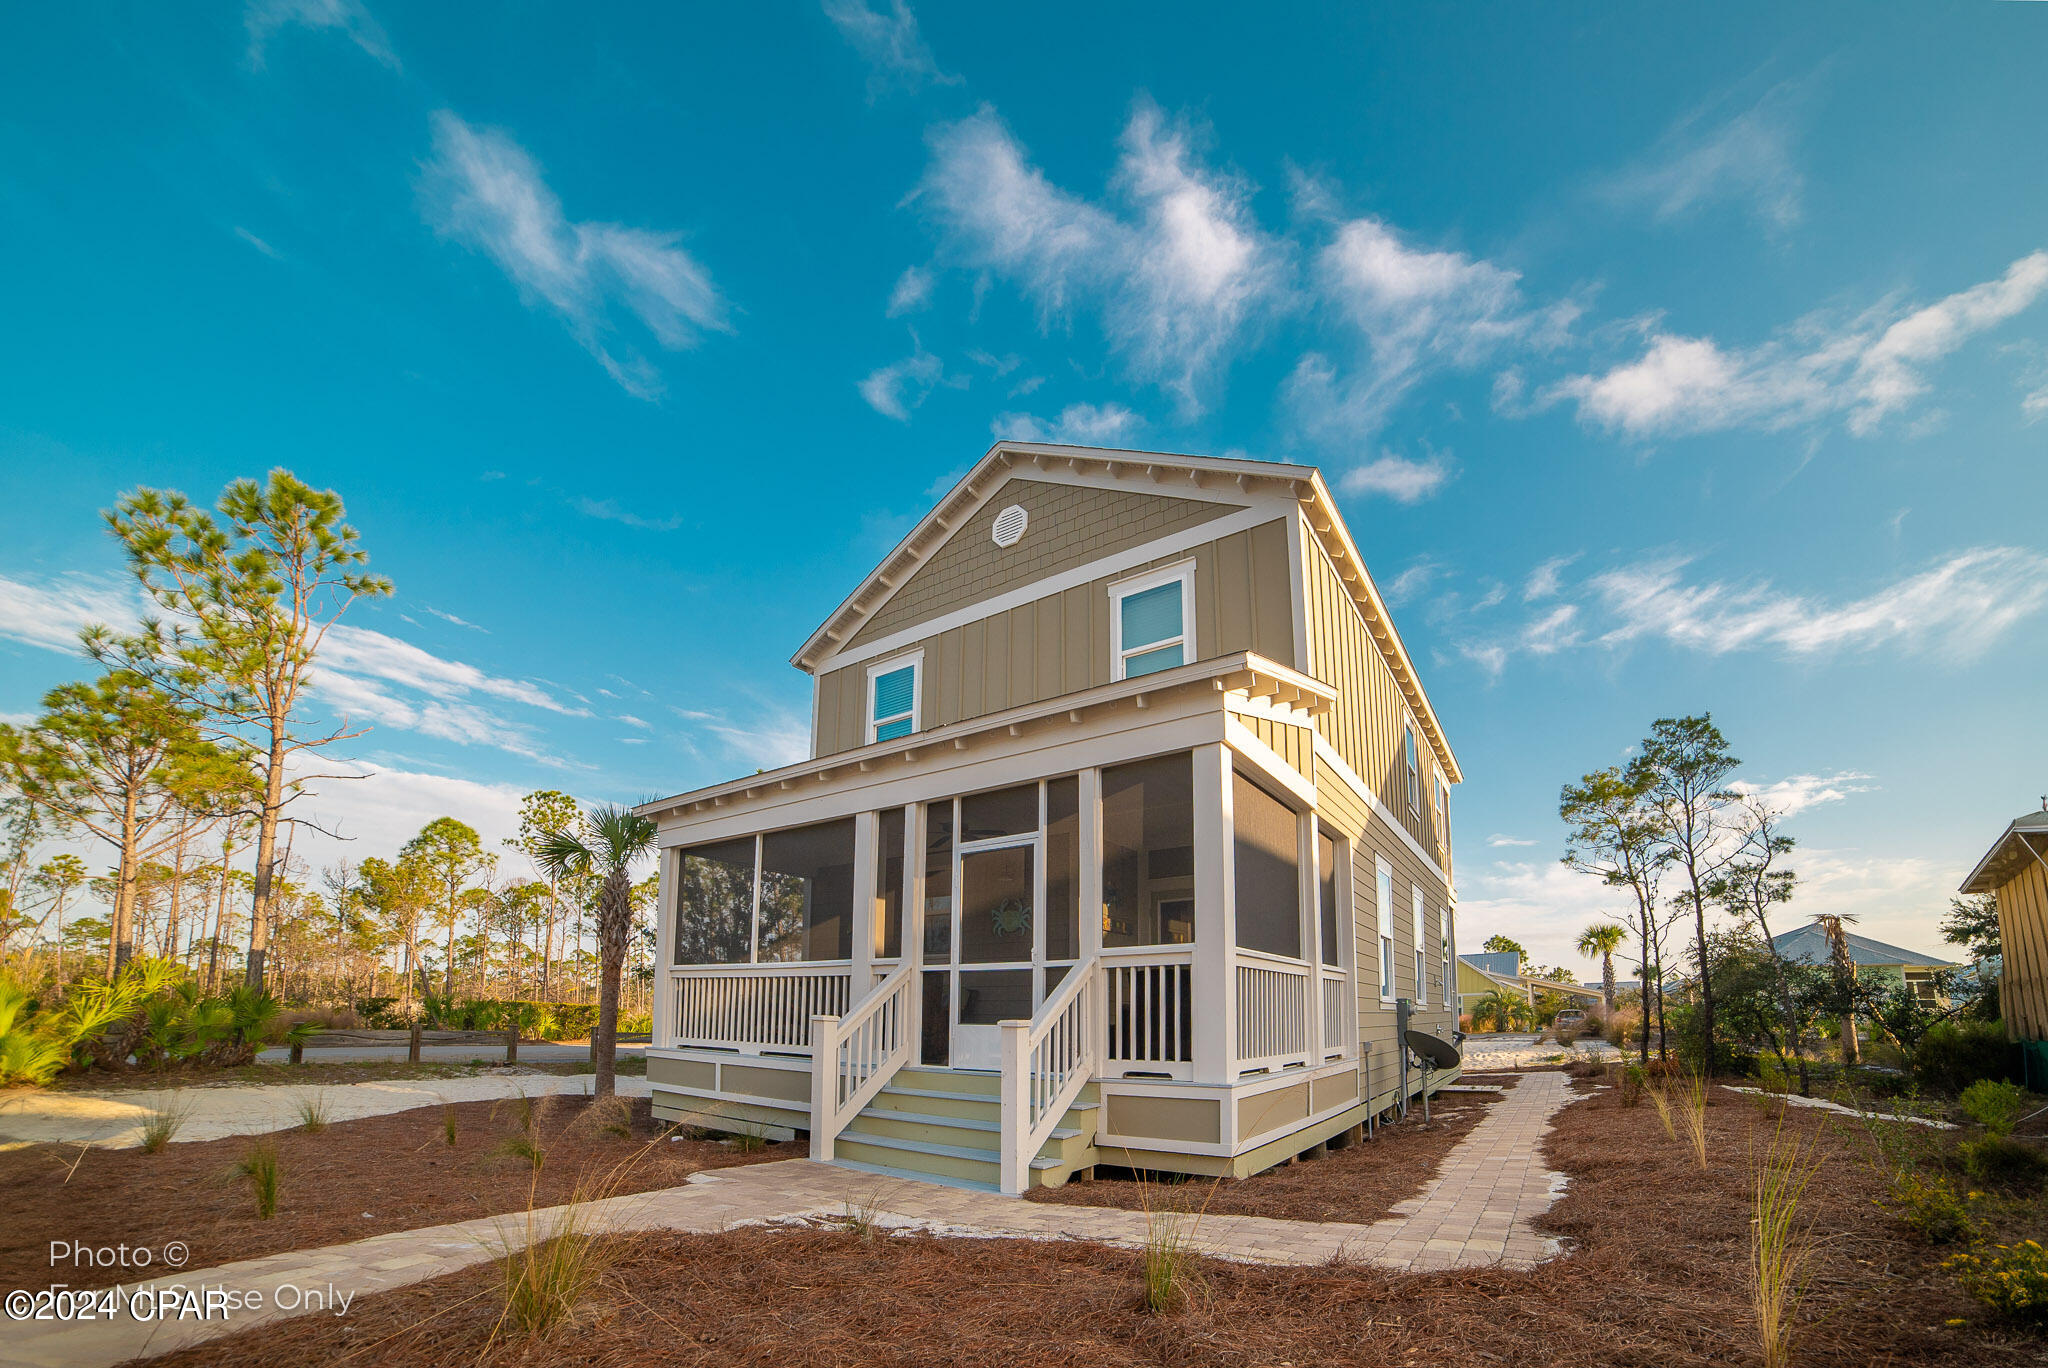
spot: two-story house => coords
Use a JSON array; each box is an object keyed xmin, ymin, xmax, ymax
[{"xmin": 637, "ymin": 442, "xmax": 1462, "ymax": 1194}]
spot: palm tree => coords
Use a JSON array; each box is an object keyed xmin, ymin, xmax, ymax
[
  {"xmin": 534, "ymin": 804, "xmax": 656, "ymax": 1100},
  {"xmin": 1576, "ymin": 922, "xmax": 1628, "ymax": 1018},
  {"xmin": 1473, "ymin": 989, "xmax": 1523, "ymax": 1034},
  {"xmin": 1813, "ymin": 913, "xmax": 1860, "ymax": 1066}
]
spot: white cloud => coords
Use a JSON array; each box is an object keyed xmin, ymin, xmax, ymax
[
  {"xmin": 1600, "ymin": 82, "xmax": 1805, "ymax": 231},
  {"xmin": 234, "ymin": 227, "xmax": 282, "ymax": 260},
  {"xmin": 419, "ymin": 110, "xmax": 728, "ymax": 400},
  {"xmin": 858, "ymin": 344, "xmax": 945, "ymax": 421},
  {"xmin": 887, "ymin": 265, "xmax": 933, "ymax": 316},
  {"xmin": 321, "ymin": 625, "xmax": 581, "ymax": 716},
  {"xmin": 1731, "ymin": 770, "xmax": 1875, "ymax": 817},
  {"xmin": 700, "ymin": 711, "xmax": 810, "ymax": 771},
  {"xmin": 821, "ymin": 0, "xmax": 959, "ymax": 98},
  {"xmin": 1523, "ymin": 554, "xmax": 1579, "ymax": 602},
  {"xmin": 572, "ymin": 496, "xmax": 685, "ymax": 532},
  {"xmin": 244, "ymin": 0, "xmax": 398, "ymax": 70},
  {"xmin": 1546, "ymin": 251, "xmax": 2048, "ymax": 439},
  {"xmin": 1381, "ymin": 558, "xmax": 1442, "ymax": 608},
  {"xmin": 1588, "ymin": 548, "xmax": 2048, "ymax": 661},
  {"xmin": 425, "ymin": 606, "xmax": 486, "ymax": 632},
  {"xmin": 1340, "ymin": 451, "xmax": 1451, "ymax": 503},
  {"xmin": 617, "ymin": 714, "xmax": 651, "ymax": 730},
  {"xmin": 1485, "ymin": 834, "xmax": 1537, "ymax": 848},
  {"xmin": 0, "ymin": 571, "xmax": 136, "ymax": 656},
  {"xmin": 917, "ymin": 101, "xmax": 1287, "ymax": 413},
  {"xmin": 991, "ymin": 402, "xmax": 1143, "ymax": 445},
  {"xmin": 1288, "ymin": 216, "xmax": 1576, "ymax": 441}
]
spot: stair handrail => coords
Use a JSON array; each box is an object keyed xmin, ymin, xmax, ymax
[
  {"xmin": 997, "ymin": 954, "xmax": 1101, "ymax": 1195},
  {"xmin": 809, "ymin": 958, "xmax": 918, "ymax": 1162}
]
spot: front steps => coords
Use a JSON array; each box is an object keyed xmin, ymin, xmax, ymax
[{"xmin": 829, "ymin": 1065, "xmax": 1100, "ymax": 1193}]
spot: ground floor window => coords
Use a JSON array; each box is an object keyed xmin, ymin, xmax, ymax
[
  {"xmin": 1233, "ymin": 771, "xmax": 1302, "ymax": 959},
  {"xmin": 673, "ymin": 819, "xmax": 855, "ymax": 964},
  {"xmin": 1100, "ymin": 752, "xmax": 1195, "ymax": 946}
]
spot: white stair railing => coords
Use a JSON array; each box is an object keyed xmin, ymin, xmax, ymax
[
  {"xmin": 808, "ymin": 959, "xmax": 917, "ymax": 1162},
  {"xmin": 998, "ymin": 956, "xmax": 1100, "ymax": 1195}
]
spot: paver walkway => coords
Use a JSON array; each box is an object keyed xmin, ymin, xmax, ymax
[
  {"xmin": 0, "ymin": 1073, "xmax": 651, "ymax": 1150},
  {"xmin": 6, "ymin": 1073, "xmax": 1575, "ymax": 1368}
]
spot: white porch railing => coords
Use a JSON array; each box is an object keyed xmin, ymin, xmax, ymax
[
  {"xmin": 808, "ymin": 958, "xmax": 917, "ymax": 1161},
  {"xmin": 999, "ymin": 954, "xmax": 1100, "ymax": 1195},
  {"xmin": 1321, "ymin": 967, "xmax": 1349, "ymax": 1060},
  {"xmin": 1103, "ymin": 949, "xmax": 1195, "ymax": 1077},
  {"xmin": 667, "ymin": 964, "xmax": 851, "ymax": 1052},
  {"xmin": 1235, "ymin": 955, "xmax": 1311, "ymax": 1073}
]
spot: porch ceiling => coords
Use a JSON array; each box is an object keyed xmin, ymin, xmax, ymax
[{"xmin": 636, "ymin": 650, "xmax": 1332, "ymax": 822}]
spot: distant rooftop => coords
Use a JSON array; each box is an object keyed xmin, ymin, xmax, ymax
[
  {"xmin": 1772, "ymin": 922, "xmax": 1956, "ymax": 970},
  {"xmin": 1460, "ymin": 951, "xmax": 1520, "ymax": 977}
]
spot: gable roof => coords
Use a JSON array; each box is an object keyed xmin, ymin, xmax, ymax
[
  {"xmin": 1460, "ymin": 951, "xmax": 1521, "ymax": 977},
  {"xmin": 1771, "ymin": 922, "xmax": 1957, "ymax": 970},
  {"xmin": 1960, "ymin": 808, "xmax": 2048, "ymax": 894},
  {"xmin": 792, "ymin": 440, "xmax": 1462, "ymax": 782}
]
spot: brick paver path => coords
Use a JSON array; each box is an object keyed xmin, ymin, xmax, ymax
[{"xmin": 8, "ymin": 1074, "xmax": 1574, "ymax": 1367}]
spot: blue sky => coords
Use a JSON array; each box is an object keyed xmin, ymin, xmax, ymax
[{"xmin": 2, "ymin": 2, "xmax": 2044, "ymax": 976}]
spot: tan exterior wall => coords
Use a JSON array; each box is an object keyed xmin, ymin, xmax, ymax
[
  {"xmin": 1240, "ymin": 1080, "xmax": 1310, "ymax": 1138},
  {"xmin": 1103, "ymin": 1093, "xmax": 1222, "ymax": 1144},
  {"xmin": 722, "ymin": 1063, "xmax": 811, "ymax": 1103},
  {"xmin": 1301, "ymin": 525, "xmax": 1450, "ymax": 871},
  {"xmin": 815, "ymin": 517, "xmax": 1297, "ymax": 756},
  {"xmin": 2000, "ymin": 859, "xmax": 2048, "ymax": 1042},
  {"xmin": 1314, "ymin": 755, "xmax": 1456, "ymax": 1111},
  {"xmin": 1239, "ymin": 713, "xmax": 1315, "ymax": 779},
  {"xmin": 647, "ymin": 1055, "xmax": 716, "ymax": 1090},
  {"xmin": 850, "ymin": 477, "xmax": 1243, "ymax": 647}
]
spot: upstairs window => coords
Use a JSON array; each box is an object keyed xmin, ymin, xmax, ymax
[
  {"xmin": 1404, "ymin": 723, "xmax": 1421, "ymax": 814},
  {"xmin": 867, "ymin": 653, "xmax": 921, "ymax": 743},
  {"xmin": 1412, "ymin": 886, "xmax": 1427, "ymax": 1006},
  {"xmin": 1375, "ymin": 858, "xmax": 1395, "ymax": 1002},
  {"xmin": 1111, "ymin": 563, "xmax": 1194, "ymax": 680},
  {"xmin": 1434, "ymin": 776, "xmax": 1451, "ymax": 852}
]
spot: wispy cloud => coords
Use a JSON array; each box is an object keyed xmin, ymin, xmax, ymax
[
  {"xmin": 425, "ymin": 606, "xmax": 487, "ymax": 632},
  {"xmin": 572, "ymin": 496, "xmax": 686, "ymax": 532},
  {"xmin": 1287, "ymin": 213, "xmax": 1576, "ymax": 452},
  {"xmin": 821, "ymin": 0, "xmax": 959, "ymax": 99},
  {"xmin": 1544, "ymin": 251, "xmax": 2048, "ymax": 440},
  {"xmin": 1381, "ymin": 557, "xmax": 1443, "ymax": 609},
  {"xmin": 886, "ymin": 265, "xmax": 933, "ymax": 316},
  {"xmin": 917, "ymin": 100, "xmax": 1288, "ymax": 414},
  {"xmin": 419, "ymin": 110, "xmax": 729, "ymax": 399},
  {"xmin": 1732, "ymin": 770, "xmax": 1875, "ymax": 817},
  {"xmin": 234, "ymin": 226, "xmax": 283, "ymax": 260},
  {"xmin": 1523, "ymin": 554, "xmax": 1579, "ymax": 602},
  {"xmin": 991, "ymin": 402, "xmax": 1143, "ymax": 445},
  {"xmin": 1599, "ymin": 80, "xmax": 1807, "ymax": 232},
  {"xmin": 858, "ymin": 340, "xmax": 947, "ymax": 420},
  {"xmin": 1486, "ymin": 834, "xmax": 1537, "ymax": 848},
  {"xmin": 244, "ymin": 0, "xmax": 399, "ymax": 70},
  {"xmin": 0, "ymin": 571, "xmax": 135, "ymax": 655},
  {"xmin": 1340, "ymin": 450, "xmax": 1452, "ymax": 503}
]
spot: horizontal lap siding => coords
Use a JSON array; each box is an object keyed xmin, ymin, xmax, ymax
[{"xmin": 813, "ymin": 519, "xmax": 1296, "ymax": 756}]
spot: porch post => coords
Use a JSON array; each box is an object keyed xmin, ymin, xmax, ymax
[
  {"xmin": 905, "ymin": 802, "xmax": 927, "ymax": 1053},
  {"xmin": 1078, "ymin": 768, "xmax": 1103, "ymax": 960},
  {"xmin": 1300, "ymin": 812, "xmax": 1321, "ymax": 1064},
  {"xmin": 851, "ymin": 811, "xmax": 877, "ymax": 992},
  {"xmin": 810, "ymin": 1013, "xmax": 840, "ymax": 1160},
  {"xmin": 1191, "ymin": 743, "xmax": 1235, "ymax": 1084},
  {"xmin": 651, "ymin": 845, "xmax": 675, "ymax": 1049},
  {"xmin": 998, "ymin": 1019, "xmax": 1029, "ymax": 1194}
]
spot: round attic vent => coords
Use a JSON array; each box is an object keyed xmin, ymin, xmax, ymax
[{"xmin": 991, "ymin": 503, "xmax": 1029, "ymax": 548}]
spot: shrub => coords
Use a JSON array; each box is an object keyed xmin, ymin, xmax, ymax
[
  {"xmin": 1913, "ymin": 1020, "xmax": 2010, "ymax": 1095},
  {"xmin": 1750, "ymin": 1125, "xmax": 1819, "ymax": 1368},
  {"xmin": 235, "ymin": 1141, "xmax": 280, "ymax": 1219},
  {"xmin": 294, "ymin": 1091, "xmax": 330, "ymax": 1133},
  {"xmin": 1848, "ymin": 1068, "xmax": 1915, "ymax": 1100},
  {"xmin": 139, "ymin": 1094, "xmax": 191, "ymax": 1153},
  {"xmin": 1944, "ymin": 1240, "xmax": 2048, "ymax": 1324},
  {"xmin": 1958, "ymin": 1079, "xmax": 2031, "ymax": 1137},
  {"xmin": 1957, "ymin": 1136, "xmax": 2048, "ymax": 1191},
  {"xmin": 1882, "ymin": 1172, "xmax": 1979, "ymax": 1244}
]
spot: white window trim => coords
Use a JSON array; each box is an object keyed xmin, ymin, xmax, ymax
[
  {"xmin": 1404, "ymin": 721, "xmax": 1421, "ymax": 815},
  {"xmin": 1108, "ymin": 560, "xmax": 1196, "ymax": 682},
  {"xmin": 865, "ymin": 649, "xmax": 924, "ymax": 745},
  {"xmin": 1434, "ymin": 777, "xmax": 1450, "ymax": 851},
  {"xmin": 1412, "ymin": 886, "xmax": 1426, "ymax": 1006},
  {"xmin": 1440, "ymin": 906, "xmax": 1453, "ymax": 1013},
  {"xmin": 1375, "ymin": 856, "xmax": 1395, "ymax": 1003}
]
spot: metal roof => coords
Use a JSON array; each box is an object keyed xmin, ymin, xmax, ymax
[{"xmin": 1771, "ymin": 921, "xmax": 1957, "ymax": 970}]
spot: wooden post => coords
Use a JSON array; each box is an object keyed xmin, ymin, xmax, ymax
[
  {"xmin": 810, "ymin": 1014, "xmax": 840, "ymax": 1161},
  {"xmin": 288, "ymin": 1040, "xmax": 303, "ymax": 1065},
  {"xmin": 408, "ymin": 1020, "xmax": 423, "ymax": 1063},
  {"xmin": 505, "ymin": 1029, "xmax": 518, "ymax": 1064},
  {"xmin": 998, "ymin": 1019, "xmax": 1030, "ymax": 1195}
]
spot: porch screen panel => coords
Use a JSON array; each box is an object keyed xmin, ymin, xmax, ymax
[
  {"xmin": 1045, "ymin": 776, "xmax": 1080, "ymax": 961},
  {"xmin": 958, "ymin": 969, "xmax": 1033, "ymax": 1025},
  {"xmin": 960, "ymin": 845, "xmax": 1033, "ymax": 964},
  {"xmin": 877, "ymin": 807, "xmax": 905, "ymax": 959},
  {"xmin": 1317, "ymin": 827, "xmax": 1341, "ymax": 966},
  {"xmin": 757, "ymin": 819, "xmax": 856, "ymax": 962},
  {"xmin": 961, "ymin": 784, "xmax": 1037, "ymax": 841},
  {"xmin": 923, "ymin": 801, "xmax": 953, "ymax": 962},
  {"xmin": 1100, "ymin": 752, "xmax": 1195, "ymax": 947},
  {"xmin": 674, "ymin": 837, "xmax": 754, "ymax": 965},
  {"xmin": 1233, "ymin": 773, "xmax": 1302, "ymax": 959}
]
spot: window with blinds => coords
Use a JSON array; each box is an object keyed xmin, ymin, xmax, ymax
[
  {"xmin": 1111, "ymin": 564, "xmax": 1193, "ymax": 680},
  {"xmin": 868, "ymin": 657, "xmax": 919, "ymax": 743}
]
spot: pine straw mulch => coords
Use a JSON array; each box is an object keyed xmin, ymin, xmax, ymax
[
  {"xmin": 131, "ymin": 1074, "xmax": 2045, "ymax": 1368},
  {"xmin": 1027, "ymin": 1087, "xmax": 1498, "ymax": 1222},
  {"xmin": 0, "ymin": 1095, "xmax": 783, "ymax": 1292}
]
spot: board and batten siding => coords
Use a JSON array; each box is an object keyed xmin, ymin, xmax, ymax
[
  {"xmin": 2000, "ymin": 858, "xmax": 2048, "ymax": 1042},
  {"xmin": 814, "ymin": 518, "xmax": 1297, "ymax": 756},
  {"xmin": 849, "ymin": 478, "xmax": 1244, "ymax": 648},
  {"xmin": 1300, "ymin": 523, "xmax": 1450, "ymax": 870},
  {"xmin": 1314, "ymin": 756, "xmax": 1456, "ymax": 1111},
  {"xmin": 1237, "ymin": 712, "xmax": 1315, "ymax": 780}
]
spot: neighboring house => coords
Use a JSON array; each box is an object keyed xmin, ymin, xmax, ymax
[
  {"xmin": 1771, "ymin": 922, "xmax": 1959, "ymax": 1005},
  {"xmin": 635, "ymin": 442, "xmax": 1461, "ymax": 1193},
  {"xmin": 1456, "ymin": 951, "xmax": 1603, "ymax": 1018},
  {"xmin": 1961, "ymin": 805, "xmax": 2048, "ymax": 1085}
]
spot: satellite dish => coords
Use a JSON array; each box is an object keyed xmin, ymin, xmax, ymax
[{"xmin": 1405, "ymin": 1029, "xmax": 1460, "ymax": 1070}]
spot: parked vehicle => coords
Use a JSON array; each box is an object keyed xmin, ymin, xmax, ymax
[{"xmin": 1552, "ymin": 1009, "xmax": 1588, "ymax": 1043}]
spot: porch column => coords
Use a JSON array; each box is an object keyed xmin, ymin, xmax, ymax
[
  {"xmin": 1299, "ymin": 811, "xmax": 1321, "ymax": 1063},
  {"xmin": 1079, "ymin": 768, "xmax": 1103, "ymax": 960},
  {"xmin": 851, "ymin": 810, "xmax": 877, "ymax": 992},
  {"xmin": 1192, "ymin": 743, "xmax": 1235, "ymax": 1084},
  {"xmin": 905, "ymin": 801, "xmax": 927, "ymax": 1048},
  {"xmin": 651, "ymin": 845, "xmax": 675, "ymax": 1049}
]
